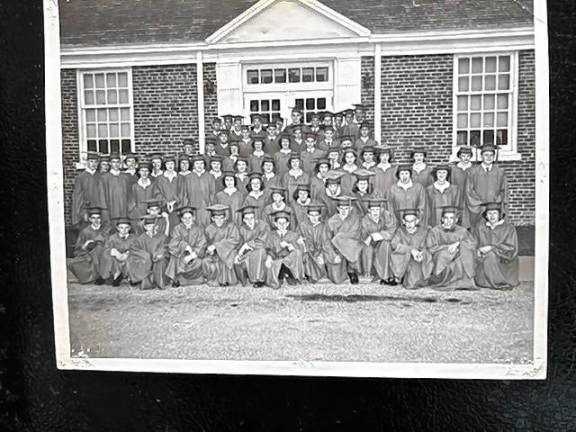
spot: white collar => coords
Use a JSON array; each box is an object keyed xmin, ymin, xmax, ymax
[
  {"xmin": 223, "ymin": 187, "xmax": 237, "ymax": 196},
  {"xmin": 280, "ymin": 148, "xmax": 291, "ymax": 154},
  {"xmin": 486, "ymin": 219, "xmax": 505, "ymax": 229},
  {"xmin": 85, "ymin": 168, "xmax": 97, "ymax": 175},
  {"xmin": 397, "ymin": 180, "xmax": 413, "ymax": 191},
  {"xmin": 193, "ymin": 169, "xmax": 206, "ymax": 176},
  {"xmin": 342, "ymin": 164, "xmax": 358, "ymax": 173},
  {"xmin": 457, "ymin": 161, "xmax": 472, "ymax": 170},
  {"xmin": 163, "ymin": 170, "xmax": 177, "ymax": 180},
  {"xmin": 109, "ymin": 168, "xmax": 121, "ymax": 176},
  {"xmin": 326, "ymin": 186, "xmax": 341, "ymax": 198},
  {"xmin": 369, "ymin": 214, "xmax": 380, "ymax": 224},
  {"xmin": 362, "ymin": 162, "xmax": 376, "ymax": 169},
  {"xmin": 272, "ymin": 202, "xmax": 286, "ymax": 210},
  {"xmin": 179, "ymin": 170, "xmax": 190, "ymax": 176},
  {"xmin": 433, "ymin": 181, "xmax": 451, "ymax": 193},
  {"xmin": 124, "ymin": 168, "xmax": 136, "ymax": 175},
  {"xmin": 360, "ymin": 136, "xmax": 369, "ymax": 142},
  {"xmin": 183, "ymin": 223, "xmax": 194, "ymax": 230},
  {"xmin": 412, "ymin": 162, "xmax": 426, "ymax": 173},
  {"xmin": 297, "ymin": 198, "xmax": 311, "ymax": 206},
  {"xmin": 219, "ymin": 143, "xmax": 228, "ymax": 148},
  {"xmin": 210, "ymin": 170, "xmax": 222, "ymax": 177},
  {"xmin": 138, "ymin": 178, "xmax": 152, "ymax": 188},
  {"xmin": 481, "ymin": 163, "xmax": 493, "ymax": 172},
  {"xmin": 306, "ymin": 147, "xmax": 316, "ymax": 153},
  {"xmin": 151, "ymin": 170, "xmax": 163, "ymax": 177},
  {"xmin": 236, "ymin": 172, "xmax": 247, "ymax": 179},
  {"xmin": 264, "ymin": 172, "xmax": 275, "ymax": 179},
  {"xmin": 252, "ymin": 150, "xmax": 265, "ymax": 157},
  {"xmin": 330, "ymin": 161, "xmax": 341, "ymax": 169},
  {"xmin": 90, "ymin": 224, "xmax": 101, "ymax": 230},
  {"xmin": 377, "ymin": 162, "xmax": 391, "ymax": 171},
  {"xmin": 249, "ymin": 190, "xmax": 264, "ymax": 198},
  {"xmin": 289, "ymin": 168, "xmax": 303, "ymax": 177},
  {"xmin": 277, "ymin": 229, "xmax": 288, "ymax": 237}
]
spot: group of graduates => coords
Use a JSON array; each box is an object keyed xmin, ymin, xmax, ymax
[{"xmin": 68, "ymin": 106, "xmax": 520, "ymax": 291}]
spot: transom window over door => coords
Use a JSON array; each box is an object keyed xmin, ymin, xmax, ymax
[
  {"xmin": 79, "ymin": 69, "xmax": 134, "ymax": 158},
  {"xmin": 454, "ymin": 53, "xmax": 517, "ymax": 154}
]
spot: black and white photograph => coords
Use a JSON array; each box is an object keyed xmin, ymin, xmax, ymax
[{"xmin": 45, "ymin": 0, "xmax": 549, "ymax": 378}]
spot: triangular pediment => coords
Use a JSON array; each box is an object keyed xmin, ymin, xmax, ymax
[{"xmin": 207, "ymin": 0, "xmax": 370, "ymax": 44}]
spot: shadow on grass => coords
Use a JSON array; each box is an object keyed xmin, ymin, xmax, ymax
[{"xmin": 286, "ymin": 294, "xmax": 471, "ymax": 305}]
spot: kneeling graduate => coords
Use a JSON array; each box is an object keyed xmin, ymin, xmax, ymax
[{"xmin": 100, "ymin": 217, "xmax": 136, "ymax": 286}]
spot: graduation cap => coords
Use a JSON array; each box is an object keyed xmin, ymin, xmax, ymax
[
  {"xmin": 233, "ymin": 115, "xmax": 244, "ymax": 123},
  {"xmin": 374, "ymin": 145, "xmax": 392, "ymax": 155},
  {"xmin": 396, "ymin": 163, "xmax": 413, "ymax": 176},
  {"xmin": 163, "ymin": 154, "xmax": 177, "ymax": 163},
  {"xmin": 177, "ymin": 206, "xmax": 196, "ymax": 216},
  {"xmin": 190, "ymin": 154, "xmax": 206, "ymax": 164},
  {"xmin": 207, "ymin": 204, "xmax": 229, "ymax": 216},
  {"xmin": 334, "ymin": 195, "xmax": 357, "ymax": 206},
  {"xmin": 363, "ymin": 197, "xmax": 387, "ymax": 208},
  {"xmin": 144, "ymin": 199, "xmax": 163, "ymax": 209},
  {"xmin": 147, "ymin": 152, "xmax": 164, "ymax": 161},
  {"xmin": 339, "ymin": 135, "xmax": 355, "ymax": 145},
  {"xmin": 86, "ymin": 151, "xmax": 101, "ymax": 161},
  {"xmin": 235, "ymin": 156, "xmax": 249, "ymax": 165},
  {"xmin": 109, "ymin": 153, "xmax": 122, "ymax": 162},
  {"xmin": 140, "ymin": 214, "xmax": 159, "ymax": 225},
  {"xmin": 291, "ymin": 107, "xmax": 303, "ymax": 115},
  {"xmin": 456, "ymin": 145, "xmax": 473, "ymax": 156},
  {"xmin": 305, "ymin": 202, "xmax": 325, "ymax": 214},
  {"xmin": 352, "ymin": 168, "xmax": 376, "ymax": 179},
  {"xmin": 177, "ymin": 154, "xmax": 190, "ymax": 162},
  {"xmin": 112, "ymin": 217, "xmax": 132, "ymax": 226},
  {"xmin": 251, "ymin": 135, "xmax": 266, "ymax": 147},
  {"xmin": 248, "ymin": 172, "xmax": 263, "ymax": 180},
  {"xmin": 99, "ymin": 154, "xmax": 111, "ymax": 163},
  {"xmin": 237, "ymin": 205, "xmax": 258, "ymax": 215},
  {"xmin": 291, "ymin": 124, "xmax": 303, "ymax": 133},
  {"xmin": 304, "ymin": 132, "xmax": 318, "ymax": 141},
  {"xmin": 314, "ymin": 158, "xmax": 330, "ymax": 169},
  {"xmin": 218, "ymin": 129, "xmax": 230, "ymax": 137},
  {"xmin": 310, "ymin": 112, "xmax": 320, "ymax": 120},
  {"xmin": 271, "ymin": 210, "xmax": 292, "ymax": 221},
  {"xmin": 211, "ymin": 117, "xmax": 222, "ymax": 124},
  {"xmin": 432, "ymin": 164, "xmax": 451, "ymax": 179},
  {"xmin": 287, "ymin": 152, "xmax": 301, "ymax": 162},
  {"xmin": 334, "ymin": 111, "xmax": 345, "ymax": 118},
  {"xmin": 86, "ymin": 206, "xmax": 105, "ymax": 216},
  {"xmin": 359, "ymin": 122, "xmax": 372, "ymax": 130},
  {"xmin": 209, "ymin": 154, "xmax": 223, "ymax": 162},
  {"xmin": 261, "ymin": 156, "xmax": 275, "ymax": 168},
  {"xmin": 240, "ymin": 124, "xmax": 250, "ymax": 131},
  {"xmin": 137, "ymin": 162, "xmax": 151, "ymax": 170},
  {"xmin": 343, "ymin": 108, "xmax": 354, "ymax": 116},
  {"xmin": 324, "ymin": 170, "xmax": 345, "ymax": 183},
  {"xmin": 400, "ymin": 208, "xmax": 420, "ymax": 218},
  {"xmin": 479, "ymin": 143, "xmax": 498, "ymax": 154},
  {"xmin": 294, "ymin": 183, "xmax": 311, "ymax": 193},
  {"xmin": 205, "ymin": 135, "xmax": 218, "ymax": 144},
  {"xmin": 228, "ymin": 139, "xmax": 240, "ymax": 147},
  {"xmin": 341, "ymin": 147, "xmax": 357, "ymax": 158},
  {"xmin": 353, "ymin": 103, "xmax": 367, "ymax": 111},
  {"xmin": 481, "ymin": 202, "xmax": 505, "ymax": 219},
  {"xmin": 269, "ymin": 186, "xmax": 287, "ymax": 198},
  {"xmin": 123, "ymin": 152, "xmax": 138, "ymax": 161},
  {"xmin": 222, "ymin": 114, "xmax": 235, "ymax": 121},
  {"xmin": 323, "ymin": 125, "xmax": 335, "ymax": 133},
  {"xmin": 326, "ymin": 145, "xmax": 341, "ymax": 154},
  {"xmin": 410, "ymin": 147, "xmax": 427, "ymax": 158},
  {"xmin": 250, "ymin": 113, "xmax": 263, "ymax": 121},
  {"xmin": 221, "ymin": 170, "xmax": 236, "ymax": 178},
  {"xmin": 439, "ymin": 205, "xmax": 460, "ymax": 216},
  {"xmin": 279, "ymin": 132, "xmax": 292, "ymax": 142},
  {"xmin": 359, "ymin": 145, "xmax": 376, "ymax": 156}
]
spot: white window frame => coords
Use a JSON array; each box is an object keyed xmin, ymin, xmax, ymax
[
  {"xmin": 76, "ymin": 68, "xmax": 135, "ymax": 167},
  {"xmin": 243, "ymin": 61, "xmax": 333, "ymax": 93},
  {"xmin": 451, "ymin": 52, "xmax": 521, "ymax": 162}
]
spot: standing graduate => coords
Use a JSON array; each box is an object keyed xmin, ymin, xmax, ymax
[
  {"xmin": 153, "ymin": 154, "xmax": 180, "ymax": 234},
  {"xmin": 234, "ymin": 157, "xmax": 250, "ymax": 194},
  {"xmin": 426, "ymin": 206, "xmax": 478, "ymax": 290},
  {"xmin": 222, "ymin": 140, "xmax": 241, "ymax": 172},
  {"xmin": 282, "ymin": 153, "xmax": 310, "ymax": 205},
  {"xmin": 290, "ymin": 126, "xmax": 306, "ymax": 154},
  {"xmin": 250, "ymin": 113, "xmax": 265, "ymax": 136},
  {"xmin": 123, "ymin": 152, "xmax": 139, "ymax": 190},
  {"xmin": 317, "ymin": 125, "xmax": 337, "ymax": 151},
  {"xmin": 263, "ymin": 186, "xmax": 295, "ymax": 229},
  {"xmin": 182, "ymin": 138, "xmax": 196, "ymax": 157},
  {"xmin": 71, "ymin": 152, "xmax": 107, "ymax": 228},
  {"xmin": 450, "ymin": 145, "xmax": 474, "ymax": 228},
  {"xmin": 322, "ymin": 170, "xmax": 345, "ymax": 217},
  {"xmin": 179, "ymin": 154, "xmax": 215, "ymax": 227},
  {"xmin": 207, "ymin": 155, "xmax": 224, "ymax": 193},
  {"xmin": 263, "ymin": 122, "xmax": 279, "ymax": 152},
  {"xmin": 372, "ymin": 146, "xmax": 397, "ymax": 201},
  {"xmin": 359, "ymin": 146, "xmax": 377, "ymax": 171},
  {"xmin": 242, "ymin": 172, "xmax": 268, "ymax": 219},
  {"xmin": 237, "ymin": 126, "xmax": 253, "ymax": 158},
  {"xmin": 300, "ymin": 132, "xmax": 326, "ymax": 176},
  {"xmin": 235, "ymin": 206, "xmax": 270, "ymax": 287},
  {"xmin": 128, "ymin": 162, "xmax": 156, "ymax": 219},
  {"xmin": 310, "ymin": 158, "xmax": 330, "ymax": 202},
  {"xmin": 127, "ymin": 215, "xmax": 168, "ymax": 290},
  {"xmin": 473, "ymin": 202, "xmax": 519, "ymax": 290},
  {"xmin": 98, "ymin": 154, "xmax": 111, "ymax": 174},
  {"xmin": 214, "ymin": 130, "xmax": 231, "ymax": 157},
  {"xmin": 165, "ymin": 206, "xmax": 207, "ymax": 287},
  {"xmin": 340, "ymin": 148, "xmax": 359, "ymax": 194},
  {"xmin": 390, "ymin": 208, "xmax": 433, "ymax": 289},
  {"xmin": 149, "ymin": 152, "xmax": 164, "ymax": 181},
  {"xmin": 261, "ymin": 156, "xmax": 281, "ymax": 194},
  {"xmin": 202, "ymin": 204, "xmax": 242, "ymax": 287},
  {"xmin": 248, "ymin": 136, "xmax": 269, "ymax": 173},
  {"xmin": 355, "ymin": 123, "xmax": 378, "ymax": 152},
  {"xmin": 264, "ymin": 210, "xmax": 305, "ymax": 289},
  {"xmin": 273, "ymin": 134, "xmax": 293, "ymax": 177},
  {"xmin": 101, "ymin": 153, "xmax": 130, "ymax": 221},
  {"xmin": 410, "ymin": 148, "xmax": 434, "ymax": 189},
  {"xmin": 351, "ymin": 168, "xmax": 375, "ymax": 216},
  {"xmin": 340, "ymin": 109, "xmax": 360, "ymax": 139},
  {"xmin": 326, "ymin": 196, "xmax": 365, "ymax": 284},
  {"xmin": 360, "ymin": 198, "xmax": 397, "ymax": 283},
  {"xmin": 466, "ymin": 143, "xmax": 508, "ymax": 227},
  {"xmin": 67, "ymin": 206, "xmax": 108, "ymax": 285},
  {"xmin": 214, "ymin": 171, "xmax": 244, "ymax": 226},
  {"xmin": 426, "ymin": 165, "xmax": 461, "ymax": 227},
  {"xmin": 326, "ymin": 146, "xmax": 342, "ymax": 171},
  {"xmin": 100, "ymin": 217, "xmax": 136, "ymax": 286},
  {"xmin": 230, "ymin": 115, "xmax": 245, "ymax": 141},
  {"xmin": 298, "ymin": 203, "xmax": 341, "ymax": 283},
  {"xmin": 388, "ymin": 164, "xmax": 428, "ymax": 227},
  {"xmin": 208, "ymin": 118, "xmax": 222, "ymax": 141}
]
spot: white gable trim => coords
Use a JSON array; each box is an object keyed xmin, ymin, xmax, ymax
[{"xmin": 205, "ymin": 0, "xmax": 371, "ymax": 44}]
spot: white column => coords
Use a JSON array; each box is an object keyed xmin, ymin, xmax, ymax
[
  {"xmin": 196, "ymin": 51, "xmax": 206, "ymax": 154},
  {"xmin": 374, "ymin": 44, "xmax": 382, "ymax": 144}
]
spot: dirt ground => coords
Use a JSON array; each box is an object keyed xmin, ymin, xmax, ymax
[{"xmin": 67, "ymin": 278, "xmax": 534, "ymax": 364}]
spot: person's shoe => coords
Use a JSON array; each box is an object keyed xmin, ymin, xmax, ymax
[
  {"xmin": 219, "ymin": 282, "xmax": 229, "ymax": 287},
  {"xmin": 94, "ymin": 277, "xmax": 106, "ymax": 285},
  {"xmin": 379, "ymin": 279, "xmax": 388, "ymax": 285},
  {"xmin": 112, "ymin": 275, "xmax": 123, "ymax": 287},
  {"xmin": 129, "ymin": 280, "xmax": 138, "ymax": 287},
  {"xmin": 253, "ymin": 281, "xmax": 265, "ymax": 288},
  {"xmin": 348, "ymin": 272, "xmax": 359, "ymax": 285},
  {"xmin": 172, "ymin": 280, "xmax": 180, "ymax": 288}
]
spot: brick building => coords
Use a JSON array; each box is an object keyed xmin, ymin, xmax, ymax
[{"xmin": 59, "ymin": 0, "xmax": 536, "ymax": 226}]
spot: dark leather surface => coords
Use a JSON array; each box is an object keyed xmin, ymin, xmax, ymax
[{"xmin": 0, "ymin": 1, "xmax": 574, "ymax": 430}]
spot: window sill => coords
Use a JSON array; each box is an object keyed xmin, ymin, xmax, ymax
[{"xmin": 449, "ymin": 151, "xmax": 522, "ymax": 163}]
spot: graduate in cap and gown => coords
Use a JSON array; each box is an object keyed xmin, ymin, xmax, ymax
[
  {"xmin": 250, "ymin": 113, "xmax": 265, "ymax": 136},
  {"xmin": 388, "ymin": 164, "xmax": 428, "ymax": 227},
  {"xmin": 68, "ymin": 206, "xmax": 108, "ymax": 284},
  {"xmin": 290, "ymin": 126, "xmax": 306, "ymax": 154},
  {"xmin": 100, "ymin": 217, "xmax": 136, "ymax": 286},
  {"xmin": 340, "ymin": 147, "xmax": 359, "ymax": 194},
  {"xmin": 149, "ymin": 153, "xmax": 164, "ymax": 181},
  {"xmin": 426, "ymin": 165, "xmax": 461, "ymax": 227},
  {"xmin": 340, "ymin": 109, "xmax": 360, "ymax": 139},
  {"xmin": 132, "ymin": 199, "xmax": 170, "ymax": 237},
  {"xmin": 390, "ymin": 208, "xmax": 433, "ymax": 289},
  {"xmin": 127, "ymin": 214, "xmax": 168, "ymax": 290},
  {"xmin": 355, "ymin": 122, "xmax": 379, "ymax": 152},
  {"xmin": 222, "ymin": 140, "xmax": 241, "ymax": 172},
  {"xmin": 128, "ymin": 162, "xmax": 156, "ymax": 219},
  {"xmin": 165, "ymin": 207, "xmax": 207, "ymax": 287},
  {"xmin": 360, "ymin": 198, "xmax": 397, "ymax": 283},
  {"xmin": 234, "ymin": 157, "xmax": 250, "ymax": 194},
  {"xmin": 214, "ymin": 131, "xmax": 232, "ymax": 157},
  {"xmin": 261, "ymin": 156, "xmax": 281, "ymax": 193},
  {"xmin": 248, "ymin": 136, "xmax": 269, "ymax": 173},
  {"xmin": 359, "ymin": 145, "xmax": 378, "ymax": 171},
  {"xmin": 264, "ymin": 211, "xmax": 305, "ymax": 289},
  {"xmin": 242, "ymin": 172, "xmax": 268, "ymax": 219},
  {"xmin": 230, "ymin": 115, "xmax": 245, "ymax": 141},
  {"xmin": 101, "ymin": 153, "xmax": 130, "ymax": 222},
  {"xmin": 282, "ymin": 153, "xmax": 310, "ymax": 205},
  {"xmin": 263, "ymin": 187, "xmax": 295, "ymax": 229},
  {"xmin": 236, "ymin": 126, "xmax": 253, "ymax": 158},
  {"xmin": 274, "ymin": 134, "xmax": 293, "ymax": 176},
  {"xmin": 291, "ymin": 183, "xmax": 313, "ymax": 228},
  {"xmin": 208, "ymin": 155, "xmax": 225, "ymax": 194},
  {"xmin": 214, "ymin": 171, "xmax": 244, "ymax": 226},
  {"xmin": 450, "ymin": 146, "xmax": 474, "ymax": 228},
  {"xmin": 98, "ymin": 154, "xmax": 111, "ymax": 174},
  {"xmin": 300, "ymin": 132, "xmax": 326, "ymax": 175},
  {"xmin": 71, "ymin": 152, "xmax": 107, "ymax": 228},
  {"xmin": 321, "ymin": 170, "xmax": 345, "ymax": 217},
  {"xmin": 179, "ymin": 154, "xmax": 215, "ymax": 227},
  {"xmin": 310, "ymin": 158, "xmax": 330, "ymax": 202},
  {"xmin": 372, "ymin": 146, "xmax": 397, "ymax": 202},
  {"xmin": 235, "ymin": 206, "xmax": 270, "ymax": 287},
  {"xmin": 466, "ymin": 143, "xmax": 508, "ymax": 228},
  {"xmin": 351, "ymin": 168, "xmax": 375, "ymax": 216},
  {"xmin": 410, "ymin": 148, "xmax": 434, "ymax": 189},
  {"xmin": 426, "ymin": 206, "xmax": 477, "ymax": 290},
  {"xmin": 202, "ymin": 204, "xmax": 242, "ymax": 287},
  {"xmin": 326, "ymin": 196, "xmax": 364, "ymax": 284},
  {"xmin": 263, "ymin": 121, "xmax": 280, "ymax": 151},
  {"xmin": 473, "ymin": 202, "xmax": 519, "ymax": 290},
  {"xmin": 153, "ymin": 154, "xmax": 180, "ymax": 234},
  {"xmin": 122, "ymin": 152, "xmax": 139, "ymax": 190}
]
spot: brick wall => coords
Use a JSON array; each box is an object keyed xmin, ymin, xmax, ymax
[
  {"xmin": 361, "ymin": 56, "xmax": 375, "ymax": 124},
  {"xmin": 203, "ymin": 63, "xmax": 218, "ymax": 134},
  {"xmin": 61, "ymin": 69, "xmax": 79, "ymax": 226}
]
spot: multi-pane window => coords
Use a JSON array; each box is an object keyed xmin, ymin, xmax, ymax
[
  {"xmin": 246, "ymin": 66, "xmax": 329, "ymax": 85},
  {"xmin": 249, "ymin": 99, "xmax": 282, "ymax": 124},
  {"xmin": 80, "ymin": 70, "xmax": 133, "ymax": 156},
  {"xmin": 294, "ymin": 97, "xmax": 327, "ymax": 123},
  {"xmin": 454, "ymin": 54, "xmax": 515, "ymax": 150}
]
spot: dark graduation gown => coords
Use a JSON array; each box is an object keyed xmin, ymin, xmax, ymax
[
  {"xmin": 360, "ymin": 211, "xmax": 397, "ymax": 280},
  {"xmin": 128, "ymin": 179, "xmax": 156, "ymax": 219},
  {"xmin": 426, "ymin": 183, "xmax": 461, "ymax": 227},
  {"xmin": 248, "ymin": 152, "xmax": 270, "ymax": 173},
  {"xmin": 310, "ymin": 175, "xmax": 327, "ymax": 202},
  {"xmin": 179, "ymin": 170, "xmax": 215, "ymax": 228},
  {"xmin": 210, "ymin": 172, "xmax": 225, "ymax": 194},
  {"xmin": 340, "ymin": 166, "xmax": 358, "ymax": 194},
  {"xmin": 154, "ymin": 172, "xmax": 180, "ymax": 234},
  {"xmin": 238, "ymin": 139, "xmax": 253, "ymax": 158},
  {"xmin": 264, "ymin": 136, "xmax": 280, "ymax": 152},
  {"xmin": 222, "ymin": 155, "xmax": 239, "ymax": 172},
  {"xmin": 67, "ymin": 224, "xmax": 108, "ymax": 283},
  {"xmin": 473, "ymin": 220, "xmax": 519, "ymax": 290},
  {"xmin": 426, "ymin": 225, "xmax": 477, "ymax": 290},
  {"xmin": 321, "ymin": 190, "xmax": 342, "ymax": 218},
  {"xmin": 352, "ymin": 191, "xmax": 372, "ymax": 217},
  {"xmin": 71, "ymin": 170, "xmax": 107, "ymax": 226},
  {"xmin": 127, "ymin": 231, "xmax": 168, "ymax": 290},
  {"xmin": 300, "ymin": 148, "xmax": 326, "ymax": 175},
  {"xmin": 202, "ymin": 221, "xmax": 241, "ymax": 286},
  {"xmin": 466, "ymin": 164, "xmax": 508, "ymax": 227},
  {"xmin": 236, "ymin": 220, "xmax": 270, "ymax": 285},
  {"xmin": 298, "ymin": 221, "xmax": 342, "ymax": 283},
  {"xmin": 214, "ymin": 189, "xmax": 244, "ymax": 226},
  {"xmin": 372, "ymin": 164, "xmax": 397, "ymax": 203},
  {"xmin": 215, "ymin": 143, "xmax": 232, "ymax": 157},
  {"xmin": 262, "ymin": 173, "xmax": 282, "ymax": 193},
  {"xmin": 235, "ymin": 173, "xmax": 250, "ymax": 196},
  {"xmin": 274, "ymin": 150, "xmax": 293, "ymax": 177},
  {"xmin": 165, "ymin": 223, "xmax": 206, "ymax": 285},
  {"xmin": 101, "ymin": 171, "xmax": 130, "ymax": 220},
  {"xmin": 354, "ymin": 137, "xmax": 378, "ymax": 153},
  {"xmin": 292, "ymin": 199, "xmax": 312, "ymax": 229},
  {"xmin": 263, "ymin": 203, "xmax": 295, "ymax": 229},
  {"xmin": 326, "ymin": 211, "xmax": 364, "ymax": 274},
  {"xmin": 242, "ymin": 192, "xmax": 268, "ymax": 220},
  {"xmin": 264, "ymin": 230, "xmax": 305, "ymax": 289},
  {"xmin": 450, "ymin": 162, "xmax": 473, "ymax": 228},
  {"xmin": 290, "ymin": 139, "xmax": 306, "ymax": 154},
  {"xmin": 282, "ymin": 170, "xmax": 310, "ymax": 205},
  {"xmin": 390, "ymin": 225, "xmax": 433, "ymax": 289},
  {"xmin": 389, "ymin": 182, "xmax": 428, "ymax": 227},
  {"xmin": 411, "ymin": 164, "xmax": 434, "ymax": 189},
  {"xmin": 100, "ymin": 232, "xmax": 136, "ymax": 280}
]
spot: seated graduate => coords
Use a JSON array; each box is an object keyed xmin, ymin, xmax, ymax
[
  {"xmin": 310, "ymin": 158, "xmax": 330, "ymax": 202},
  {"xmin": 292, "ymin": 183, "xmax": 313, "ymax": 228},
  {"xmin": 165, "ymin": 206, "xmax": 207, "ymax": 287},
  {"xmin": 426, "ymin": 164, "xmax": 461, "ymax": 228},
  {"xmin": 326, "ymin": 196, "xmax": 365, "ymax": 284},
  {"xmin": 273, "ymin": 133, "xmax": 293, "ymax": 177},
  {"xmin": 248, "ymin": 136, "xmax": 269, "ymax": 173},
  {"xmin": 100, "ymin": 217, "xmax": 136, "ymax": 287},
  {"xmin": 473, "ymin": 202, "xmax": 519, "ymax": 290},
  {"xmin": 322, "ymin": 170, "xmax": 345, "ymax": 217},
  {"xmin": 242, "ymin": 172, "xmax": 267, "ymax": 220},
  {"xmin": 234, "ymin": 205, "xmax": 270, "ymax": 288},
  {"xmin": 202, "ymin": 204, "xmax": 242, "ymax": 287},
  {"xmin": 127, "ymin": 214, "xmax": 169, "ymax": 290},
  {"xmin": 263, "ymin": 186, "xmax": 295, "ymax": 229},
  {"xmin": 133, "ymin": 199, "xmax": 170, "ymax": 237},
  {"xmin": 351, "ymin": 168, "xmax": 375, "ymax": 216},
  {"xmin": 388, "ymin": 164, "xmax": 428, "ymax": 227},
  {"xmin": 282, "ymin": 153, "xmax": 310, "ymax": 205},
  {"xmin": 426, "ymin": 205, "xmax": 477, "ymax": 290},
  {"xmin": 360, "ymin": 198, "xmax": 398, "ymax": 284},
  {"xmin": 264, "ymin": 210, "xmax": 305, "ymax": 289},
  {"xmin": 390, "ymin": 208, "xmax": 433, "ymax": 289},
  {"xmin": 214, "ymin": 170, "xmax": 244, "ymax": 226},
  {"xmin": 300, "ymin": 132, "xmax": 326, "ymax": 176},
  {"xmin": 68, "ymin": 206, "xmax": 108, "ymax": 285},
  {"xmin": 298, "ymin": 203, "xmax": 341, "ymax": 283}
]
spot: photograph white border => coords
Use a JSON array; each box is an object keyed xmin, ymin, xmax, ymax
[{"xmin": 46, "ymin": 0, "xmax": 549, "ymax": 379}]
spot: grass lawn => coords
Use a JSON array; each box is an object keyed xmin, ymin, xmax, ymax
[{"xmin": 68, "ymin": 278, "xmax": 534, "ymax": 364}]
